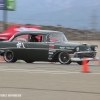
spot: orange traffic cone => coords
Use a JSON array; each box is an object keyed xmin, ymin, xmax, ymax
[
  {"xmin": 82, "ymin": 57, "xmax": 90, "ymax": 73},
  {"xmin": 2, "ymin": 56, "xmax": 5, "ymax": 62},
  {"xmin": 0, "ymin": 56, "xmax": 5, "ymax": 62},
  {"xmin": 99, "ymin": 60, "xmax": 100, "ymax": 66},
  {"xmin": 50, "ymin": 62, "xmax": 55, "ymax": 64}
]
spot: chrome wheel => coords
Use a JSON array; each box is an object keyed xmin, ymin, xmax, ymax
[
  {"xmin": 4, "ymin": 50, "xmax": 17, "ymax": 63},
  {"xmin": 58, "ymin": 52, "xmax": 71, "ymax": 64}
]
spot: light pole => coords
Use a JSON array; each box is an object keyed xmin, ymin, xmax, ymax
[{"xmin": 3, "ymin": 0, "xmax": 7, "ymax": 30}]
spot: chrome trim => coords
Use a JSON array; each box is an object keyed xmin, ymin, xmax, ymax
[
  {"xmin": 74, "ymin": 51, "xmax": 96, "ymax": 54},
  {"xmin": 69, "ymin": 51, "xmax": 96, "ymax": 58},
  {"xmin": 71, "ymin": 56, "xmax": 99, "ymax": 61},
  {"xmin": 0, "ymin": 48, "xmax": 48, "ymax": 50},
  {"xmin": 0, "ymin": 48, "xmax": 72, "ymax": 51},
  {"xmin": 69, "ymin": 51, "xmax": 98, "ymax": 61}
]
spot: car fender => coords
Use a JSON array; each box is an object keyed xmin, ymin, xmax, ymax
[
  {"xmin": 0, "ymin": 50, "xmax": 5, "ymax": 56},
  {"xmin": 0, "ymin": 49, "xmax": 14, "ymax": 56},
  {"xmin": 51, "ymin": 49, "xmax": 70, "ymax": 61}
]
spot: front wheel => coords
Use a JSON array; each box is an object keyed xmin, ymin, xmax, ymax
[
  {"xmin": 4, "ymin": 50, "xmax": 17, "ymax": 63},
  {"xmin": 58, "ymin": 52, "xmax": 71, "ymax": 64}
]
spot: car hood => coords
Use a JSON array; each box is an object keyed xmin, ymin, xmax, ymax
[
  {"xmin": 54, "ymin": 41, "xmax": 92, "ymax": 49},
  {"xmin": 65, "ymin": 42, "xmax": 81, "ymax": 45},
  {"xmin": 66, "ymin": 41, "xmax": 91, "ymax": 46},
  {"xmin": 56, "ymin": 42, "xmax": 82, "ymax": 47}
]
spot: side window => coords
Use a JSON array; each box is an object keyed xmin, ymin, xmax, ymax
[
  {"xmin": 29, "ymin": 34, "xmax": 43, "ymax": 42},
  {"xmin": 47, "ymin": 33, "xmax": 60, "ymax": 42},
  {"xmin": 12, "ymin": 34, "xmax": 28, "ymax": 42}
]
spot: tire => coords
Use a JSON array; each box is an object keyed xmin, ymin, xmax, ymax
[
  {"xmin": 24, "ymin": 60, "xmax": 34, "ymax": 63},
  {"xmin": 58, "ymin": 52, "xmax": 71, "ymax": 64},
  {"xmin": 77, "ymin": 61, "xmax": 89, "ymax": 65},
  {"xmin": 4, "ymin": 50, "xmax": 17, "ymax": 63}
]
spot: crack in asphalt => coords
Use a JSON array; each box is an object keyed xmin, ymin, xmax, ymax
[{"xmin": 0, "ymin": 86, "xmax": 100, "ymax": 95}]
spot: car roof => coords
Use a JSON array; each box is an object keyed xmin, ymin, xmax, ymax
[{"xmin": 14, "ymin": 29, "xmax": 63, "ymax": 36}]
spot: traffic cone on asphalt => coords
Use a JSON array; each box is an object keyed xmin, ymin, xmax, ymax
[
  {"xmin": 82, "ymin": 57, "xmax": 90, "ymax": 73},
  {"xmin": 50, "ymin": 62, "xmax": 55, "ymax": 64},
  {"xmin": 99, "ymin": 60, "xmax": 100, "ymax": 66},
  {"xmin": 0, "ymin": 56, "xmax": 5, "ymax": 62}
]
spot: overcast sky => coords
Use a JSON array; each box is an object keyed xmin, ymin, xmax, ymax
[
  {"xmin": 16, "ymin": 0, "xmax": 100, "ymax": 13},
  {"xmin": 0, "ymin": 0, "xmax": 100, "ymax": 30}
]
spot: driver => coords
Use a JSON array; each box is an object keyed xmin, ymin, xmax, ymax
[{"xmin": 30, "ymin": 35, "xmax": 38, "ymax": 42}]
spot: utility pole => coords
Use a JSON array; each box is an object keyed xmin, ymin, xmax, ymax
[
  {"xmin": 90, "ymin": 10, "xmax": 98, "ymax": 31},
  {"xmin": 3, "ymin": 0, "xmax": 7, "ymax": 30}
]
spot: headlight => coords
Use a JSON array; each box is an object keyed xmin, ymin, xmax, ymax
[
  {"xmin": 76, "ymin": 47, "xmax": 79, "ymax": 52},
  {"xmin": 94, "ymin": 46, "xmax": 98, "ymax": 51}
]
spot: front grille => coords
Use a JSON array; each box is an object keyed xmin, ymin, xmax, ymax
[
  {"xmin": 75, "ymin": 52, "xmax": 96, "ymax": 58},
  {"xmin": 79, "ymin": 45, "xmax": 91, "ymax": 51}
]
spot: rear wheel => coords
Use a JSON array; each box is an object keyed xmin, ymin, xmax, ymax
[
  {"xmin": 4, "ymin": 50, "xmax": 17, "ymax": 63},
  {"xmin": 24, "ymin": 60, "xmax": 34, "ymax": 63},
  {"xmin": 58, "ymin": 52, "xmax": 71, "ymax": 64}
]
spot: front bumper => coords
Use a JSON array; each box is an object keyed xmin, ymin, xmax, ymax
[
  {"xmin": 70, "ymin": 51, "xmax": 99, "ymax": 62},
  {"xmin": 71, "ymin": 56, "xmax": 99, "ymax": 61}
]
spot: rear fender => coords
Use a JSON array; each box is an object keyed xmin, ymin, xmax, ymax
[
  {"xmin": 0, "ymin": 49, "xmax": 14, "ymax": 56},
  {"xmin": 0, "ymin": 50, "xmax": 5, "ymax": 56}
]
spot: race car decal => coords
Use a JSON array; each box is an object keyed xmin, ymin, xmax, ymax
[
  {"xmin": 16, "ymin": 42, "xmax": 25, "ymax": 48},
  {"xmin": 48, "ymin": 45, "xmax": 55, "ymax": 60},
  {"xmin": 48, "ymin": 51, "xmax": 53, "ymax": 54},
  {"xmin": 48, "ymin": 54, "xmax": 53, "ymax": 60}
]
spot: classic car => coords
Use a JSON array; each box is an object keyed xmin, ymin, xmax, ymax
[{"xmin": 0, "ymin": 30, "xmax": 99, "ymax": 65}]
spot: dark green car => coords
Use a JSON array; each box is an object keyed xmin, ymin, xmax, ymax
[{"xmin": 0, "ymin": 30, "xmax": 99, "ymax": 65}]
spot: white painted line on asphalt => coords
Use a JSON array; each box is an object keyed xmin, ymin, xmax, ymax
[
  {"xmin": 0, "ymin": 66, "xmax": 8, "ymax": 68},
  {"xmin": 0, "ymin": 62, "xmax": 99, "ymax": 66},
  {"xmin": 0, "ymin": 68, "xmax": 46, "ymax": 72},
  {"xmin": 0, "ymin": 68, "xmax": 100, "ymax": 75}
]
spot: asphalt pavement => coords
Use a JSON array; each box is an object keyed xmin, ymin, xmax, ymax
[{"xmin": 0, "ymin": 62, "xmax": 100, "ymax": 100}]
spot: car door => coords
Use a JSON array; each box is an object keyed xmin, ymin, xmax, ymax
[
  {"xmin": 26, "ymin": 34, "xmax": 49, "ymax": 61},
  {"xmin": 26, "ymin": 42, "xmax": 49, "ymax": 61},
  {"xmin": 9, "ymin": 34, "xmax": 29, "ymax": 59}
]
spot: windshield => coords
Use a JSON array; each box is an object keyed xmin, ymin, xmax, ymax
[{"xmin": 47, "ymin": 32, "xmax": 68, "ymax": 42}]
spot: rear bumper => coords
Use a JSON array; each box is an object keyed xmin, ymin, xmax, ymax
[
  {"xmin": 0, "ymin": 50, "xmax": 5, "ymax": 54},
  {"xmin": 71, "ymin": 56, "xmax": 100, "ymax": 62}
]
